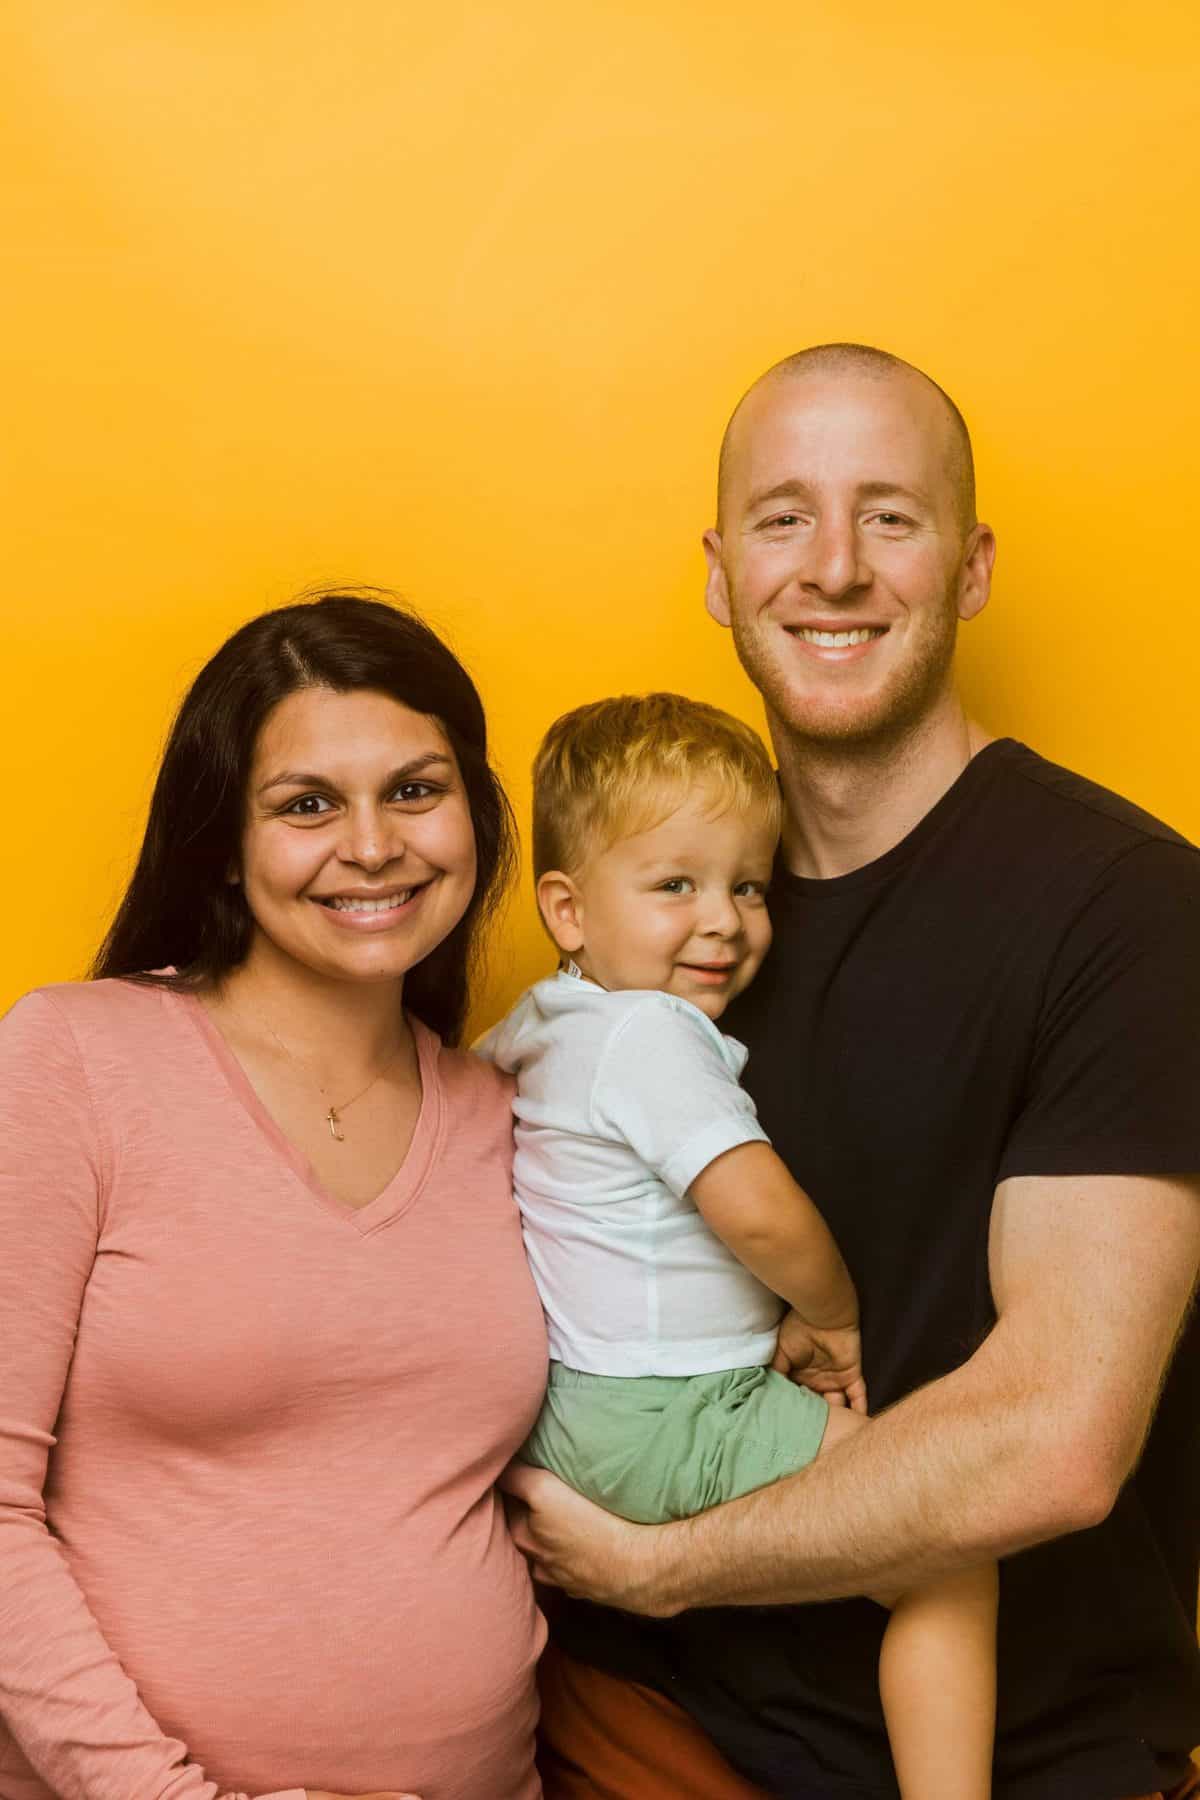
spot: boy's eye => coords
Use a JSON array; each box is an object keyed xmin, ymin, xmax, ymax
[
  {"xmin": 658, "ymin": 877, "xmax": 694, "ymax": 894},
  {"xmin": 734, "ymin": 880, "xmax": 767, "ymax": 898}
]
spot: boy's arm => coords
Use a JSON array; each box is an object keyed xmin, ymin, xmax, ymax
[{"xmin": 689, "ymin": 1141, "xmax": 866, "ymax": 1409}]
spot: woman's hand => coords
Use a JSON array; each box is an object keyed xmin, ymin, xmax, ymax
[{"xmin": 770, "ymin": 1309, "xmax": 868, "ymax": 1414}]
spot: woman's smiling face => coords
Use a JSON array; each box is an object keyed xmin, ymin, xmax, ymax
[{"xmin": 238, "ymin": 685, "xmax": 478, "ymax": 987}]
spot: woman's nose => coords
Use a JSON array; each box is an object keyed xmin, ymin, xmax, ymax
[{"xmin": 338, "ymin": 807, "xmax": 403, "ymax": 871}]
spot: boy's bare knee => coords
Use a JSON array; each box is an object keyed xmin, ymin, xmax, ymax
[{"xmin": 818, "ymin": 1402, "xmax": 867, "ymax": 1456}]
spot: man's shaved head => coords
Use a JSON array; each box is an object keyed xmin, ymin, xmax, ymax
[{"xmin": 716, "ymin": 343, "xmax": 976, "ymax": 535}]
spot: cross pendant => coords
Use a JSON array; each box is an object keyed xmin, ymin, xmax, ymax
[{"xmin": 326, "ymin": 1107, "xmax": 345, "ymax": 1142}]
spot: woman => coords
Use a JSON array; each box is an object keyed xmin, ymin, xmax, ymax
[{"xmin": 0, "ymin": 594, "xmax": 548, "ymax": 1800}]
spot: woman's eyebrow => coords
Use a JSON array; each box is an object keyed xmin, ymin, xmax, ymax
[{"xmin": 256, "ymin": 752, "xmax": 454, "ymax": 796}]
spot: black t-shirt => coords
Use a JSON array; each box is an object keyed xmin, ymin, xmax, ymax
[{"xmin": 555, "ymin": 739, "xmax": 1200, "ymax": 1799}]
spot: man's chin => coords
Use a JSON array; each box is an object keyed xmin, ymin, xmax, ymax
[
  {"xmin": 769, "ymin": 692, "xmax": 916, "ymax": 749},
  {"xmin": 766, "ymin": 657, "xmax": 958, "ymax": 751}
]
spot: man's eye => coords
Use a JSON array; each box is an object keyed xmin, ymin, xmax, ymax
[
  {"xmin": 764, "ymin": 512, "xmax": 801, "ymax": 529},
  {"xmin": 870, "ymin": 512, "xmax": 910, "ymax": 528},
  {"xmin": 282, "ymin": 794, "xmax": 334, "ymax": 816}
]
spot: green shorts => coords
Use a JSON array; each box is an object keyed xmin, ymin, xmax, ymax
[{"xmin": 520, "ymin": 1360, "xmax": 831, "ymax": 1525}]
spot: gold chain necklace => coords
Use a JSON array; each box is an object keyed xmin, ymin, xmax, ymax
[{"xmin": 256, "ymin": 1018, "xmax": 406, "ymax": 1142}]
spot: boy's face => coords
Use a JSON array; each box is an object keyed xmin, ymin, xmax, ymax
[{"xmin": 559, "ymin": 794, "xmax": 776, "ymax": 1021}]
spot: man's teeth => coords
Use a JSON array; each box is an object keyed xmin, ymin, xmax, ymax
[
  {"xmin": 795, "ymin": 627, "xmax": 882, "ymax": 647},
  {"xmin": 324, "ymin": 891, "xmax": 413, "ymax": 913}
]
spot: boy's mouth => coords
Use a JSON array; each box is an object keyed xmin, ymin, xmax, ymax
[{"xmin": 678, "ymin": 961, "xmax": 739, "ymax": 984}]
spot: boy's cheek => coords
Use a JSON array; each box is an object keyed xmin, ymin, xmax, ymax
[{"xmin": 733, "ymin": 943, "xmax": 771, "ymax": 1000}]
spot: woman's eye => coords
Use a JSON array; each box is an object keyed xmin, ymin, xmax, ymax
[
  {"xmin": 282, "ymin": 794, "xmax": 333, "ymax": 816},
  {"xmin": 392, "ymin": 781, "xmax": 440, "ymax": 803}
]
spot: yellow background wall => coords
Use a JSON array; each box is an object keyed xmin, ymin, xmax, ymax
[{"xmin": 2, "ymin": 1, "xmax": 1198, "ymax": 1030}]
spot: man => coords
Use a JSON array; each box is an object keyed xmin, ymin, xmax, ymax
[{"xmin": 502, "ymin": 344, "xmax": 1200, "ymax": 1798}]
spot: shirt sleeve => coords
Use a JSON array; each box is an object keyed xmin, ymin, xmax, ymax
[
  {"xmin": 471, "ymin": 996, "xmax": 524, "ymax": 1071},
  {"xmin": 999, "ymin": 837, "xmax": 1200, "ymax": 1179},
  {"xmin": 0, "ymin": 990, "xmax": 304, "ymax": 1800},
  {"xmin": 589, "ymin": 994, "xmax": 769, "ymax": 1195}
]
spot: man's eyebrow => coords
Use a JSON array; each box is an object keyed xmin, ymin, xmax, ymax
[
  {"xmin": 743, "ymin": 479, "xmax": 812, "ymax": 513},
  {"xmin": 856, "ymin": 480, "xmax": 934, "ymax": 508},
  {"xmin": 256, "ymin": 752, "xmax": 454, "ymax": 796},
  {"xmin": 741, "ymin": 478, "xmax": 935, "ymax": 514}
]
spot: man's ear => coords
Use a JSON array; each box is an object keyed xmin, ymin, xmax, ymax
[
  {"xmin": 703, "ymin": 529, "xmax": 732, "ymax": 627},
  {"xmin": 956, "ymin": 522, "xmax": 997, "ymax": 623},
  {"xmin": 536, "ymin": 871, "xmax": 585, "ymax": 955}
]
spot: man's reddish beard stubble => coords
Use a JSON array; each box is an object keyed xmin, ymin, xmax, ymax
[{"xmin": 726, "ymin": 582, "xmax": 962, "ymax": 751}]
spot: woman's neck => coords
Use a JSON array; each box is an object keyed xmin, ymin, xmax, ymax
[{"xmin": 209, "ymin": 935, "xmax": 409, "ymax": 1076}]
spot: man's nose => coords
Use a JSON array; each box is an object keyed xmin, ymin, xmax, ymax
[{"xmin": 800, "ymin": 514, "xmax": 868, "ymax": 600}]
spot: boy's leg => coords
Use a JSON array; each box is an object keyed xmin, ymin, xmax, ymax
[
  {"xmin": 821, "ymin": 1406, "xmax": 998, "ymax": 1800},
  {"xmin": 536, "ymin": 1641, "xmax": 769, "ymax": 1800},
  {"xmin": 878, "ymin": 1563, "xmax": 999, "ymax": 1800}
]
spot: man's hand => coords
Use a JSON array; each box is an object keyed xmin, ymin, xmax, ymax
[
  {"xmin": 499, "ymin": 1463, "xmax": 676, "ymax": 1616},
  {"xmin": 770, "ymin": 1309, "xmax": 868, "ymax": 1413}
]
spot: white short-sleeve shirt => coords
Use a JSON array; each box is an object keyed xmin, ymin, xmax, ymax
[{"xmin": 476, "ymin": 972, "xmax": 782, "ymax": 1376}]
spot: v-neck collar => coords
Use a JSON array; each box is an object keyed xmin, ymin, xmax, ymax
[{"xmin": 176, "ymin": 988, "xmax": 446, "ymax": 1236}]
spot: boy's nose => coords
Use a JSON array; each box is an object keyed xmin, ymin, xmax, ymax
[{"xmin": 699, "ymin": 892, "xmax": 742, "ymax": 937}]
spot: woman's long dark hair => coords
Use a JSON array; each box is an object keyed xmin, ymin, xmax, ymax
[{"xmin": 93, "ymin": 592, "xmax": 516, "ymax": 1045}]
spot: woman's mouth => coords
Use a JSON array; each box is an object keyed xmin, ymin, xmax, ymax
[{"xmin": 311, "ymin": 886, "xmax": 427, "ymax": 929}]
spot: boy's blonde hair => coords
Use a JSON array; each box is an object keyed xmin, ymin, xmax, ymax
[{"xmin": 532, "ymin": 692, "xmax": 781, "ymax": 878}]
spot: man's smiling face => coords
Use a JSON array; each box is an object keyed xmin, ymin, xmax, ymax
[{"xmin": 704, "ymin": 364, "xmax": 994, "ymax": 748}]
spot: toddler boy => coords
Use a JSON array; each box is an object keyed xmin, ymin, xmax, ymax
[{"xmin": 480, "ymin": 694, "xmax": 997, "ymax": 1799}]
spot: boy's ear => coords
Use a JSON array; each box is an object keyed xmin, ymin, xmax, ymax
[{"xmin": 536, "ymin": 871, "xmax": 585, "ymax": 954}]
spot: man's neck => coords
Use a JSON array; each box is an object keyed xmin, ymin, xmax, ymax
[{"xmin": 771, "ymin": 695, "xmax": 993, "ymax": 880}]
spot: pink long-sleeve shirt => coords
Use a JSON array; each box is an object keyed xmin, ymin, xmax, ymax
[{"xmin": 0, "ymin": 979, "xmax": 548, "ymax": 1800}]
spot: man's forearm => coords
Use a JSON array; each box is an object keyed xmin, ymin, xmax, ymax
[
  {"xmin": 638, "ymin": 1329, "xmax": 1086, "ymax": 1614},
  {"xmin": 632, "ymin": 1173, "xmax": 1200, "ymax": 1616},
  {"xmin": 502, "ymin": 1176, "xmax": 1199, "ymax": 1622}
]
